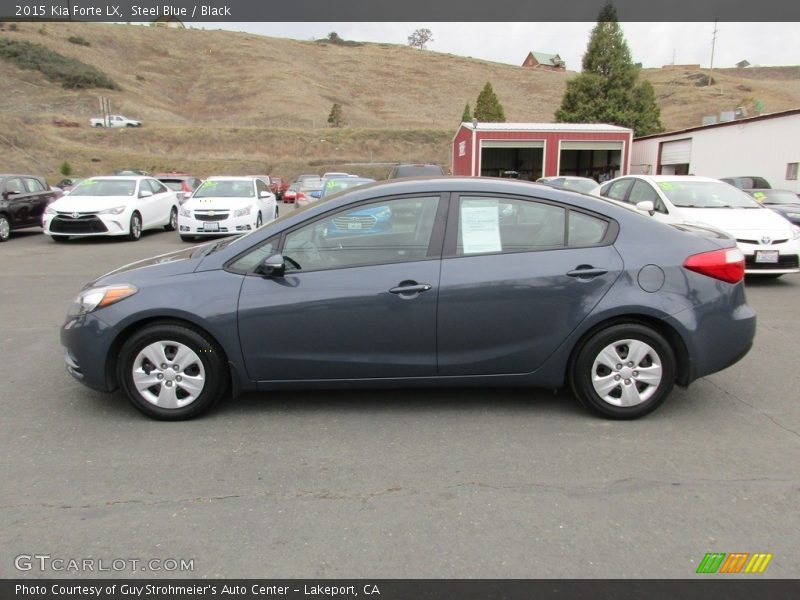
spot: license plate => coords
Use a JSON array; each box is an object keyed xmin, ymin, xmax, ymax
[
  {"xmin": 755, "ymin": 250, "xmax": 779, "ymax": 263},
  {"xmin": 203, "ymin": 222, "xmax": 220, "ymax": 232},
  {"xmin": 347, "ymin": 222, "xmax": 362, "ymax": 230}
]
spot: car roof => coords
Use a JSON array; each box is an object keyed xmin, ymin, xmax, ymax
[{"xmin": 206, "ymin": 176, "xmax": 257, "ymax": 181}]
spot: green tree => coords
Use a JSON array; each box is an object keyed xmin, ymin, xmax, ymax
[
  {"xmin": 473, "ymin": 82, "xmax": 506, "ymax": 122},
  {"xmin": 461, "ymin": 102, "xmax": 472, "ymax": 122},
  {"xmin": 60, "ymin": 161, "xmax": 72, "ymax": 177},
  {"xmin": 555, "ymin": 2, "xmax": 663, "ymax": 136},
  {"xmin": 327, "ymin": 103, "xmax": 343, "ymax": 127}
]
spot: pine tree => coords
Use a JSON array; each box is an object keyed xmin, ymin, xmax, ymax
[
  {"xmin": 327, "ymin": 103, "xmax": 343, "ymax": 127},
  {"xmin": 461, "ymin": 102, "xmax": 472, "ymax": 122},
  {"xmin": 555, "ymin": 2, "xmax": 663, "ymax": 136},
  {"xmin": 473, "ymin": 82, "xmax": 506, "ymax": 122}
]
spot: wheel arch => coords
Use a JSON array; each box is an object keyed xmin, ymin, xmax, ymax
[
  {"xmin": 105, "ymin": 316, "xmax": 242, "ymax": 396},
  {"xmin": 566, "ymin": 314, "xmax": 691, "ymax": 388}
]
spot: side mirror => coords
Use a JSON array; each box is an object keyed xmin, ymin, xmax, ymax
[
  {"xmin": 635, "ymin": 200, "xmax": 655, "ymax": 215},
  {"xmin": 139, "ymin": 190, "xmax": 153, "ymax": 198},
  {"xmin": 256, "ymin": 254, "xmax": 286, "ymax": 277},
  {"xmin": 259, "ymin": 190, "xmax": 271, "ymax": 198},
  {"xmin": 310, "ymin": 191, "xmax": 321, "ymax": 199}
]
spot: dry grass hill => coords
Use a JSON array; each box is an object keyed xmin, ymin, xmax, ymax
[{"xmin": 1, "ymin": 22, "xmax": 799, "ymax": 181}]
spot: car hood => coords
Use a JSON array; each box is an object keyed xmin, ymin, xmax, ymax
[
  {"xmin": 678, "ymin": 206, "xmax": 794, "ymax": 236},
  {"xmin": 50, "ymin": 195, "xmax": 132, "ymax": 212},
  {"xmin": 185, "ymin": 197, "xmax": 254, "ymax": 210},
  {"xmin": 88, "ymin": 245, "xmax": 205, "ymax": 288}
]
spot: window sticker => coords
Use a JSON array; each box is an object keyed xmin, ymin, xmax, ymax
[
  {"xmin": 753, "ymin": 191, "xmax": 766, "ymax": 202},
  {"xmin": 461, "ymin": 201, "xmax": 501, "ymax": 254},
  {"xmin": 658, "ymin": 182, "xmax": 676, "ymax": 191}
]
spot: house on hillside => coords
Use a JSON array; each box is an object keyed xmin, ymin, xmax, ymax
[
  {"xmin": 153, "ymin": 16, "xmax": 186, "ymax": 28},
  {"xmin": 521, "ymin": 52, "xmax": 566, "ymax": 71},
  {"xmin": 736, "ymin": 60, "xmax": 751, "ymax": 69}
]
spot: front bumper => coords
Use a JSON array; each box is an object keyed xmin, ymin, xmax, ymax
[
  {"xmin": 736, "ymin": 238, "xmax": 800, "ymax": 274},
  {"xmin": 61, "ymin": 312, "xmax": 118, "ymax": 393},
  {"xmin": 178, "ymin": 213, "xmax": 258, "ymax": 236},
  {"xmin": 43, "ymin": 212, "xmax": 133, "ymax": 237}
]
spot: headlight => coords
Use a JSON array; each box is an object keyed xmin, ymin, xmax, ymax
[
  {"xmin": 179, "ymin": 206, "xmax": 192, "ymax": 218},
  {"xmin": 792, "ymin": 225, "xmax": 800, "ymax": 240},
  {"xmin": 44, "ymin": 206, "xmax": 56, "ymax": 215},
  {"xmin": 787, "ymin": 212, "xmax": 800, "ymax": 219},
  {"xmin": 375, "ymin": 207, "xmax": 392, "ymax": 219},
  {"xmin": 233, "ymin": 205, "xmax": 252, "ymax": 218},
  {"xmin": 97, "ymin": 206, "xmax": 126, "ymax": 215},
  {"xmin": 68, "ymin": 284, "xmax": 137, "ymax": 316}
]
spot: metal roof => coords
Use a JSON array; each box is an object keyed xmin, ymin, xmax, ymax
[{"xmin": 460, "ymin": 122, "xmax": 632, "ymax": 133}]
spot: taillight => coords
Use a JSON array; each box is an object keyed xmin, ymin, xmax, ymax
[
  {"xmin": 683, "ymin": 248, "xmax": 745, "ymax": 283},
  {"xmin": 182, "ymin": 181, "xmax": 192, "ymax": 194}
]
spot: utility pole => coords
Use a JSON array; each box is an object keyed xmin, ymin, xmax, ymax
[{"xmin": 709, "ymin": 19, "xmax": 718, "ymax": 71}]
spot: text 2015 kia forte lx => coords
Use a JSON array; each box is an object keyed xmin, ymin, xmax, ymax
[{"xmin": 60, "ymin": 178, "xmax": 756, "ymax": 421}]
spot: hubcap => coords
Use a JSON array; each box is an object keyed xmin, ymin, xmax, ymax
[
  {"xmin": 591, "ymin": 339, "xmax": 663, "ymax": 407},
  {"xmin": 131, "ymin": 341, "xmax": 206, "ymax": 409},
  {"xmin": 132, "ymin": 216, "xmax": 141, "ymax": 237},
  {"xmin": 0, "ymin": 218, "xmax": 9, "ymax": 239}
]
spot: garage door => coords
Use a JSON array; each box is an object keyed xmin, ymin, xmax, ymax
[{"xmin": 660, "ymin": 139, "xmax": 692, "ymax": 165}]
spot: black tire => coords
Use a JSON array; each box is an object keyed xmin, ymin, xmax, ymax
[
  {"xmin": 93, "ymin": 123, "xmax": 104, "ymax": 128},
  {"xmin": 51, "ymin": 234, "xmax": 70, "ymax": 243},
  {"xmin": 180, "ymin": 235, "xmax": 196, "ymax": 242},
  {"xmin": 274, "ymin": 206, "xmax": 279, "ymax": 220},
  {"xmin": 569, "ymin": 323, "xmax": 675, "ymax": 420},
  {"xmin": 117, "ymin": 323, "xmax": 228, "ymax": 420},
  {"xmin": 164, "ymin": 206, "xmax": 178, "ymax": 231},
  {"xmin": 256, "ymin": 212, "xmax": 263, "ymax": 228},
  {"xmin": 128, "ymin": 212, "xmax": 142, "ymax": 241},
  {"xmin": 0, "ymin": 215, "xmax": 10, "ymax": 242}
]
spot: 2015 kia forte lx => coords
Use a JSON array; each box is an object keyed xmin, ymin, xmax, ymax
[{"xmin": 60, "ymin": 177, "xmax": 756, "ymax": 420}]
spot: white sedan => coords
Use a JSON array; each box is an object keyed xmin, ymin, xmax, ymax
[
  {"xmin": 591, "ymin": 175, "xmax": 800, "ymax": 276},
  {"xmin": 178, "ymin": 176, "xmax": 277, "ymax": 242},
  {"xmin": 43, "ymin": 176, "xmax": 179, "ymax": 242}
]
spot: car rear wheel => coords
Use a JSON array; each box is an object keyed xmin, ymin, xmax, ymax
[
  {"xmin": 570, "ymin": 323, "xmax": 675, "ymax": 419},
  {"xmin": 117, "ymin": 323, "xmax": 228, "ymax": 420},
  {"xmin": 128, "ymin": 212, "xmax": 142, "ymax": 241},
  {"xmin": 164, "ymin": 207, "xmax": 178, "ymax": 231},
  {"xmin": 0, "ymin": 215, "xmax": 10, "ymax": 242}
]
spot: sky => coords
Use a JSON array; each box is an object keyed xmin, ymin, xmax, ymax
[{"xmin": 201, "ymin": 22, "xmax": 799, "ymax": 71}]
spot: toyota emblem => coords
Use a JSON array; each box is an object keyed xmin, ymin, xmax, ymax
[
  {"xmin": 208, "ymin": 211, "xmax": 216, "ymax": 216},
  {"xmin": 71, "ymin": 212, "xmax": 80, "ymax": 219},
  {"xmin": 760, "ymin": 235, "xmax": 772, "ymax": 245}
]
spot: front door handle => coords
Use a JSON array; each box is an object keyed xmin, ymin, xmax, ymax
[
  {"xmin": 566, "ymin": 266, "xmax": 608, "ymax": 279},
  {"xmin": 389, "ymin": 282, "xmax": 432, "ymax": 296}
]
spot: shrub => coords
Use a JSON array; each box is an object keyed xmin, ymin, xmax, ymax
[
  {"xmin": 60, "ymin": 161, "xmax": 72, "ymax": 177},
  {"xmin": 0, "ymin": 38, "xmax": 119, "ymax": 90},
  {"xmin": 67, "ymin": 36, "xmax": 91, "ymax": 47}
]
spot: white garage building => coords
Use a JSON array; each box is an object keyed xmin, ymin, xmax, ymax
[{"xmin": 631, "ymin": 108, "xmax": 800, "ymax": 192}]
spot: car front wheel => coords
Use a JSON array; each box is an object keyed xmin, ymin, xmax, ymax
[
  {"xmin": 0, "ymin": 215, "xmax": 10, "ymax": 242},
  {"xmin": 570, "ymin": 323, "xmax": 675, "ymax": 419},
  {"xmin": 128, "ymin": 212, "xmax": 142, "ymax": 241},
  {"xmin": 117, "ymin": 323, "xmax": 228, "ymax": 420}
]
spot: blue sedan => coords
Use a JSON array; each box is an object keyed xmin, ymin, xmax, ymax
[{"xmin": 60, "ymin": 178, "xmax": 755, "ymax": 420}]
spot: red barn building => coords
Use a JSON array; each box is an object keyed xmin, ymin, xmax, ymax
[{"xmin": 451, "ymin": 122, "xmax": 633, "ymax": 182}]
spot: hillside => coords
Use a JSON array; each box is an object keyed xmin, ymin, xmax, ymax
[{"xmin": 1, "ymin": 22, "xmax": 799, "ymax": 181}]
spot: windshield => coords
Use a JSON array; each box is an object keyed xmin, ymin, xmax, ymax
[
  {"xmin": 751, "ymin": 190, "xmax": 799, "ymax": 205},
  {"xmin": 70, "ymin": 179, "xmax": 136, "ymax": 197},
  {"xmin": 193, "ymin": 180, "xmax": 254, "ymax": 199},
  {"xmin": 657, "ymin": 181, "xmax": 761, "ymax": 208}
]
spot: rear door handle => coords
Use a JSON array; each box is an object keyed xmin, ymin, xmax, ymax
[
  {"xmin": 389, "ymin": 283, "xmax": 432, "ymax": 295},
  {"xmin": 566, "ymin": 266, "xmax": 608, "ymax": 279}
]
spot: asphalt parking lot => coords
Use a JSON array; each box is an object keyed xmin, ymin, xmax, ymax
[{"xmin": 2, "ymin": 221, "xmax": 799, "ymax": 579}]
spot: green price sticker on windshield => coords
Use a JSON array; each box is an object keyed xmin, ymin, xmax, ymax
[
  {"xmin": 658, "ymin": 182, "xmax": 675, "ymax": 191},
  {"xmin": 753, "ymin": 192, "xmax": 766, "ymax": 202}
]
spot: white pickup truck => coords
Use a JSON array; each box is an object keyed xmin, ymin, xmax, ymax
[{"xmin": 89, "ymin": 114, "xmax": 142, "ymax": 128}]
